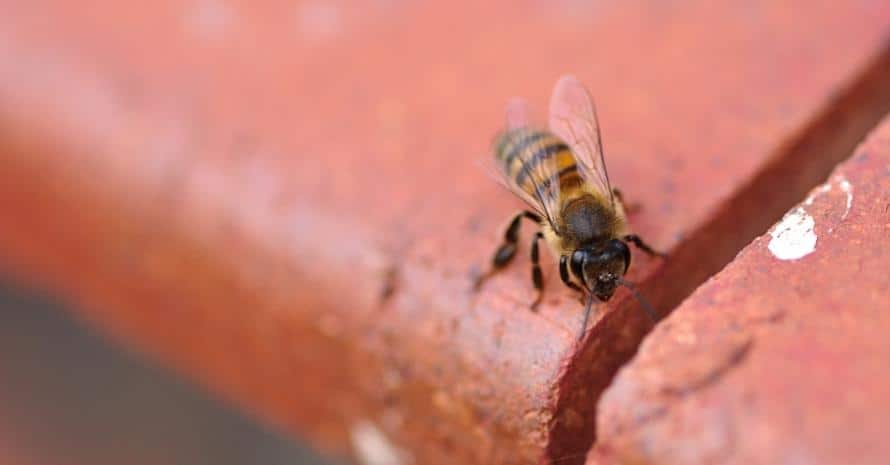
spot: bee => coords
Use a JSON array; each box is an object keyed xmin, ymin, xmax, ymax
[{"xmin": 475, "ymin": 75, "xmax": 663, "ymax": 339}]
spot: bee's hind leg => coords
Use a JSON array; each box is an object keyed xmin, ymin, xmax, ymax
[
  {"xmin": 474, "ymin": 210, "xmax": 542, "ymax": 290},
  {"xmin": 624, "ymin": 234, "xmax": 665, "ymax": 258},
  {"xmin": 529, "ymin": 232, "xmax": 545, "ymax": 310}
]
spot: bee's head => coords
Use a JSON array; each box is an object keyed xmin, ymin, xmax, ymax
[
  {"xmin": 572, "ymin": 239, "xmax": 630, "ymax": 301},
  {"xmin": 572, "ymin": 239, "xmax": 659, "ymax": 332}
]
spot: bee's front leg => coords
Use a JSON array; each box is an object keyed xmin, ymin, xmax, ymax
[
  {"xmin": 559, "ymin": 255, "xmax": 587, "ymax": 304},
  {"xmin": 612, "ymin": 187, "xmax": 641, "ymax": 215},
  {"xmin": 623, "ymin": 234, "xmax": 665, "ymax": 258},
  {"xmin": 474, "ymin": 210, "xmax": 542, "ymax": 290}
]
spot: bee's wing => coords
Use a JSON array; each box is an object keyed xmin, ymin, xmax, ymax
[
  {"xmin": 548, "ymin": 74, "xmax": 614, "ymax": 208},
  {"xmin": 478, "ymin": 153, "xmax": 548, "ymax": 219},
  {"xmin": 480, "ymin": 98, "xmax": 563, "ymax": 227}
]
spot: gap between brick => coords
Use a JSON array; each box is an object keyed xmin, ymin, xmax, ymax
[{"xmin": 547, "ymin": 42, "xmax": 890, "ymax": 465}]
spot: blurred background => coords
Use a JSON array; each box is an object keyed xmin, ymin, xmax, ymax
[
  {"xmin": 0, "ymin": 275, "xmax": 335, "ymax": 465},
  {"xmin": 2, "ymin": 1, "xmax": 887, "ymax": 464}
]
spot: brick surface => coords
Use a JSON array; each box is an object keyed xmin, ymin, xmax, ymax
[
  {"xmin": 0, "ymin": 2, "xmax": 888, "ymax": 464},
  {"xmin": 591, "ymin": 115, "xmax": 890, "ymax": 465}
]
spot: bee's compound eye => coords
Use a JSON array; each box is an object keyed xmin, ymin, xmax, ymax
[{"xmin": 605, "ymin": 239, "xmax": 631, "ymax": 274}]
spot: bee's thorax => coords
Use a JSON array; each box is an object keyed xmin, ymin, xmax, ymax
[{"xmin": 561, "ymin": 196, "xmax": 611, "ymax": 245}]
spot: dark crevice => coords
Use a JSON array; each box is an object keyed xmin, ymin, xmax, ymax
[
  {"xmin": 660, "ymin": 338, "xmax": 754, "ymax": 397},
  {"xmin": 548, "ymin": 41, "xmax": 890, "ymax": 465},
  {"xmin": 378, "ymin": 264, "xmax": 399, "ymax": 304}
]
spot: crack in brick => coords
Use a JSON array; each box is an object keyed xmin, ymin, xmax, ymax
[
  {"xmin": 378, "ymin": 264, "xmax": 399, "ymax": 304},
  {"xmin": 660, "ymin": 338, "xmax": 754, "ymax": 397}
]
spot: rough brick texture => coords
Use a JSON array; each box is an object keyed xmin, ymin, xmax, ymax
[
  {"xmin": 591, "ymin": 114, "xmax": 890, "ymax": 465},
  {"xmin": 0, "ymin": 2, "xmax": 888, "ymax": 464}
]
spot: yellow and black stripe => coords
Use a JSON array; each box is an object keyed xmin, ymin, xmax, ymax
[{"xmin": 494, "ymin": 128, "xmax": 583, "ymax": 202}]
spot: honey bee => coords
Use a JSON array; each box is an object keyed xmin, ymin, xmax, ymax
[{"xmin": 475, "ymin": 75, "xmax": 663, "ymax": 339}]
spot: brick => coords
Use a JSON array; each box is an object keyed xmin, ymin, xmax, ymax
[
  {"xmin": 0, "ymin": 2, "xmax": 888, "ymax": 464},
  {"xmin": 592, "ymin": 115, "xmax": 890, "ymax": 465}
]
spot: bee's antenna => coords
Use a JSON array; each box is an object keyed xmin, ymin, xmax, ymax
[
  {"xmin": 578, "ymin": 291, "xmax": 596, "ymax": 342},
  {"xmin": 616, "ymin": 278, "xmax": 658, "ymax": 323}
]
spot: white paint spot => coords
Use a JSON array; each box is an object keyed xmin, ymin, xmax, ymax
[
  {"xmin": 768, "ymin": 174, "xmax": 856, "ymax": 260},
  {"xmin": 803, "ymin": 182, "xmax": 831, "ymax": 206},
  {"xmin": 768, "ymin": 207, "xmax": 817, "ymax": 260},
  {"xmin": 837, "ymin": 174, "xmax": 853, "ymax": 221},
  {"xmin": 350, "ymin": 420, "xmax": 411, "ymax": 465}
]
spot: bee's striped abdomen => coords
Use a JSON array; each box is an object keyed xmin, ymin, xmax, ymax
[{"xmin": 494, "ymin": 128, "xmax": 583, "ymax": 201}]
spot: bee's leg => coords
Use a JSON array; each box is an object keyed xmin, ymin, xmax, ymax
[
  {"xmin": 474, "ymin": 210, "xmax": 542, "ymax": 290},
  {"xmin": 612, "ymin": 187, "xmax": 641, "ymax": 214},
  {"xmin": 559, "ymin": 255, "xmax": 587, "ymax": 304},
  {"xmin": 623, "ymin": 234, "xmax": 665, "ymax": 258},
  {"xmin": 530, "ymin": 232, "xmax": 545, "ymax": 310}
]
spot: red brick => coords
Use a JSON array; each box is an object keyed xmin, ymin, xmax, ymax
[
  {"xmin": 592, "ymin": 115, "xmax": 890, "ymax": 465},
  {"xmin": 0, "ymin": 2, "xmax": 888, "ymax": 464}
]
